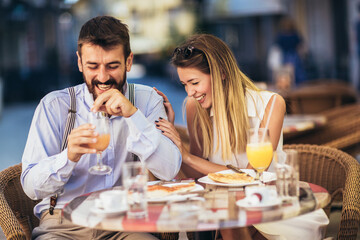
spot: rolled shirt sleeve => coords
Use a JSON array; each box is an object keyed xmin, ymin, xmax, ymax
[{"xmin": 125, "ymin": 108, "xmax": 182, "ymax": 180}]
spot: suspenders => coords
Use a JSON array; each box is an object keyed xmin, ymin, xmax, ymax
[
  {"xmin": 128, "ymin": 83, "xmax": 135, "ymax": 106},
  {"xmin": 49, "ymin": 84, "xmax": 136, "ymax": 214},
  {"xmin": 61, "ymin": 87, "xmax": 77, "ymax": 152},
  {"xmin": 128, "ymin": 83, "xmax": 139, "ymax": 162},
  {"xmin": 49, "ymin": 86, "xmax": 76, "ymax": 215}
]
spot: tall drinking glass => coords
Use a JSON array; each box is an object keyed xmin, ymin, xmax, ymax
[
  {"xmin": 275, "ymin": 149, "xmax": 299, "ymax": 201},
  {"xmin": 88, "ymin": 112, "xmax": 112, "ymax": 175},
  {"xmin": 122, "ymin": 162, "xmax": 148, "ymax": 219},
  {"xmin": 246, "ymin": 128, "xmax": 273, "ymax": 185}
]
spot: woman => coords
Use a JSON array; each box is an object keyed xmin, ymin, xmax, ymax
[{"xmin": 155, "ymin": 34, "xmax": 328, "ymax": 240}]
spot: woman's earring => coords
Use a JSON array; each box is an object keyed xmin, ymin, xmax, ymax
[{"xmin": 221, "ymin": 71, "xmax": 226, "ymax": 81}]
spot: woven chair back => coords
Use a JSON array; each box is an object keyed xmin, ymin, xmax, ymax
[
  {"xmin": 0, "ymin": 163, "xmax": 40, "ymax": 239},
  {"xmin": 285, "ymin": 106, "xmax": 360, "ymax": 156},
  {"xmin": 283, "ymin": 144, "xmax": 360, "ymax": 240}
]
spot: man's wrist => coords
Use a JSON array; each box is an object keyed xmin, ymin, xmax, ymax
[{"xmin": 124, "ymin": 106, "xmax": 138, "ymax": 118}]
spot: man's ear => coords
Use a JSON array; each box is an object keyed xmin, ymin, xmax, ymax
[
  {"xmin": 126, "ymin": 52, "xmax": 134, "ymax": 72},
  {"xmin": 76, "ymin": 51, "xmax": 83, "ymax": 72}
]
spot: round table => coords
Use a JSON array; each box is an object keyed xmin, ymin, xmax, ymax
[{"xmin": 62, "ymin": 180, "xmax": 330, "ymax": 233}]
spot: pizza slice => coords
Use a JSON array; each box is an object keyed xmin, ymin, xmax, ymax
[
  {"xmin": 147, "ymin": 182, "xmax": 196, "ymax": 199},
  {"xmin": 207, "ymin": 172, "xmax": 254, "ymax": 184}
]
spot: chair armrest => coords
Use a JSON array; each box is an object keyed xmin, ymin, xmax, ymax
[
  {"xmin": 324, "ymin": 131, "xmax": 360, "ymax": 150},
  {"xmin": 338, "ymin": 157, "xmax": 360, "ymax": 239},
  {"xmin": 0, "ymin": 192, "xmax": 26, "ymax": 239}
]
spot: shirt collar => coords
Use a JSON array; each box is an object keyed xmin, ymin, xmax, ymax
[{"xmin": 84, "ymin": 84, "xmax": 94, "ymax": 110}]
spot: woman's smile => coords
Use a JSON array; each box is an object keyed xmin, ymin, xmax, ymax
[
  {"xmin": 177, "ymin": 67, "xmax": 212, "ymax": 108},
  {"xmin": 195, "ymin": 94, "xmax": 206, "ymax": 103}
]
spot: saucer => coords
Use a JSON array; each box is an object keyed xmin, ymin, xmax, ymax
[
  {"xmin": 236, "ymin": 197, "xmax": 282, "ymax": 211},
  {"xmin": 90, "ymin": 206, "xmax": 127, "ymax": 217}
]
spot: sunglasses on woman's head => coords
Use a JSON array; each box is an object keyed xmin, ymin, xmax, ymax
[{"xmin": 173, "ymin": 46, "xmax": 203, "ymax": 59}]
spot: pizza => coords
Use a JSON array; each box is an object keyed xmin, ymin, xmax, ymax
[
  {"xmin": 147, "ymin": 182, "xmax": 196, "ymax": 199},
  {"xmin": 207, "ymin": 172, "xmax": 254, "ymax": 184}
]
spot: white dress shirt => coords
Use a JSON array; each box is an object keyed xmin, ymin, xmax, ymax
[{"xmin": 21, "ymin": 82, "xmax": 182, "ymax": 218}]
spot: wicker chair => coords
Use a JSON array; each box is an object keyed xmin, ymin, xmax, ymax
[
  {"xmin": 285, "ymin": 112, "xmax": 360, "ymax": 157},
  {"xmin": 319, "ymin": 104, "xmax": 360, "ymax": 155},
  {"xmin": 283, "ymin": 81, "xmax": 357, "ymax": 114},
  {"xmin": 283, "ymin": 144, "xmax": 360, "ymax": 240},
  {"xmin": 320, "ymin": 104, "xmax": 360, "ymax": 122},
  {"xmin": 0, "ymin": 163, "xmax": 39, "ymax": 240}
]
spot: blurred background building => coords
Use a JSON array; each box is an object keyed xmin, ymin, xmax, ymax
[{"xmin": 0, "ymin": 0, "xmax": 359, "ymax": 105}]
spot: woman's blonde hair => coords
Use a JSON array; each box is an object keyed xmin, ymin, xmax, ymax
[{"xmin": 171, "ymin": 34, "xmax": 259, "ymax": 160}]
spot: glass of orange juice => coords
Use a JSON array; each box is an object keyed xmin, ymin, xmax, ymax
[
  {"xmin": 88, "ymin": 111, "xmax": 111, "ymax": 175},
  {"xmin": 246, "ymin": 128, "xmax": 273, "ymax": 185}
]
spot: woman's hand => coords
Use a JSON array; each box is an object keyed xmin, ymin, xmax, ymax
[
  {"xmin": 155, "ymin": 118, "xmax": 190, "ymax": 160},
  {"xmin": 153, "ymin": 87, "xmax": 175, "ymax": 124},
  {"xmin": 155, "ymin": 118, "xmax": 181, "ymax": 148}
]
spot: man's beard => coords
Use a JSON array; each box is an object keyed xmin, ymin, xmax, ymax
[{"xmin": 83, "ymin": 72, "xmax": 127, "ymax": 100}]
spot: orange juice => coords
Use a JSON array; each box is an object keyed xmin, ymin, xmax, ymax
[
  {"xmin": 89, "ymin": 134, "xmax": 110, "ymax": 151},
  {"xmin": 246, "ymin": 142, "xmax": 273, "ymax": 172}
]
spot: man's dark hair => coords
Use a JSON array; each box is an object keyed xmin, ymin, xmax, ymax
[{"xmin": 77, "ymin": 16, "xmax": 131, "ymax": 59}]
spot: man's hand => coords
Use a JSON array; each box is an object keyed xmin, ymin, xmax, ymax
[
  {"xmin": 91, "ymin": 89, "xmax": 137, "ymax": 117},
  {"xmin": 67, "ymin": 124, "xmax": 97, "ymax": 162}
]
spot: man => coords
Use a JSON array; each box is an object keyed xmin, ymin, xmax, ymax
[{"xmin": 21, "ymin": 16, "xmax": 181, "ymax": 239}]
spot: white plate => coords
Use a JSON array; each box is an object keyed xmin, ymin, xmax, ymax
[
  {"xmin": 236, "ymin": 197, "xmax": 282, "ymax": 211},
  {"xmin": 90, "ymin": 206, "xmax": 127, "ymax": 217},
  {"xmin": 146, "ymin": 182, "xmax": 204, "ymax": 203},
  {"xmin": 197, "ymin": 169, "xmax": 276, "ymax": 187},
  {"xmin": 148, "ymin": 193, "xmax": 200, "ymax": 203}
]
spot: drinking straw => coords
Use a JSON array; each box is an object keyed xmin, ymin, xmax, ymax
[{"xmin": 261, "ymin": 95, "xmax": 277, "ymax": 142}]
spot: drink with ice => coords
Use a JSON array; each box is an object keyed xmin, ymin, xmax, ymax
[
  {"xmin": 122, "ymin": 162, "xmax": 148, "ymax": 219},
  {"xmin": 275, "ymin": 150, "xmax": 299, "ymax": 201}
]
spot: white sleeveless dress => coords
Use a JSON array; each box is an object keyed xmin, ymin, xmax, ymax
[{"xmin": 208, "ymin": 89, "xmax": 329, "ymax": 240}]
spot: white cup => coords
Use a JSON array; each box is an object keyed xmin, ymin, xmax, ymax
[
  {"xmin": 122, "ymin": 162, "xmax": 148, "ymax": 219},
  {"xmin": 245, "ymin": 185, "xmax": 278, "ymax": 205},
  {"xmin": 275, "ymin": 149, "xmax": 299, "ymax": 201},
  {"xmin": 95, "ymin": 190, "xmax": 127, "ymax": 211}
]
